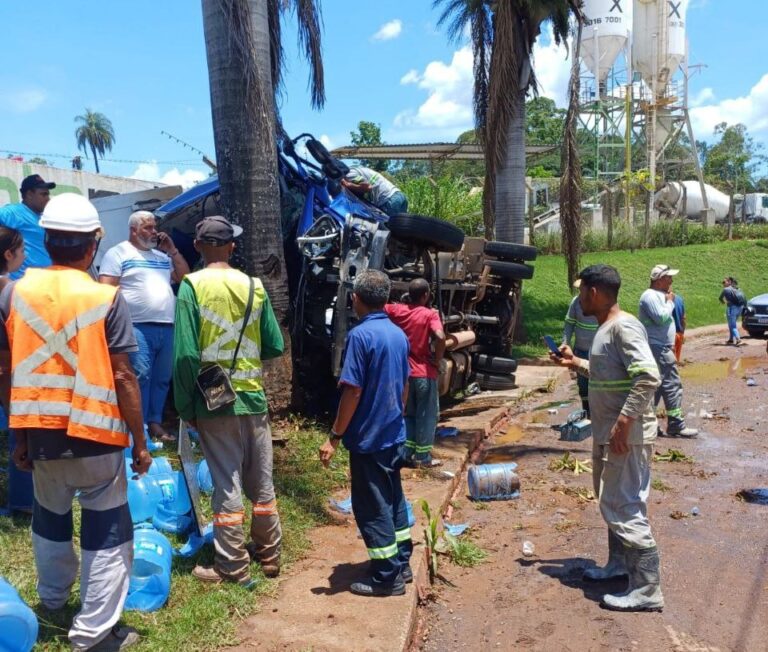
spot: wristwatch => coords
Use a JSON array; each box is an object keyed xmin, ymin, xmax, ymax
[{"xmin": 330, "ymin": 430, "xmax": 343, "ymax": 441}]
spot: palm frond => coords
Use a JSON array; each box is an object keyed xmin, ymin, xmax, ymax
[
  {"xmin": 290, "ymin": 0, "xmax": 325, "ymax": 109},
  {"xmin": 559, "ymin": 17, "xmax": 584, "ymax": 288}
]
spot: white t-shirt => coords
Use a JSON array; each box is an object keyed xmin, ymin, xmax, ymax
[{"xmin": 99, "ymin": 241, "xmax": 175, "ymax": 324}]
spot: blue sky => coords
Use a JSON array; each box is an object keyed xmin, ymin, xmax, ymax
[{"xmin": 0, "ymin": 0, "xmax": 766, "ymax": 186}]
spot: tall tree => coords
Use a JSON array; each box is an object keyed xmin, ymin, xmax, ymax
[
  {"xmin": 201, "ymin": 0, "xmax": 324, "ymax": 408},
  {"xmin": 701, "ymin": 122, "xmax": 765, "ymax": 195},
  {"xmin": 74, "ymin": 109, "xmax": 115, "ymax": 174},
  {"xmin": 433, "ymin": 0, "xmax": 581, "ymax": 242},
  {"xmin": 350, "ymin": 120, "xmax": 389, "ymax": 172}
]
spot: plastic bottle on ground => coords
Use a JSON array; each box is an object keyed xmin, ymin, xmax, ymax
[{"xmin": 522, "ymin": 541, "xmax": 535, "ymax": 557}]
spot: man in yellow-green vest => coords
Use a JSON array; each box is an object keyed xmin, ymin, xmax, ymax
[{"xmin": 173, "ymin": 216, "xmax": 285, "ymax": 587}]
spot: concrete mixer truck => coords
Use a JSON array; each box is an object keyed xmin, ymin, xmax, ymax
[{"xmin": 654, "ymin": 181, "xmax": 731, "ymax": 222}]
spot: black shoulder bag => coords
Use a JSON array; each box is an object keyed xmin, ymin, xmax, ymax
[{"xmin": 195, "ymin": 276, "xmax": 255, "ymax": 411}]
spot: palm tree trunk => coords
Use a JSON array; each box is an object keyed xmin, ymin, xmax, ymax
[
  {"xmin": 91, "ymin": 143, "xmax": 100, "ymax": 174},
  {"xmin": 202, "ymin": 0, "xmax": 292, "ymax": 409},
  {"xmin": 494, "ymin": 92, "xmax": 527, "ymax": 244}
]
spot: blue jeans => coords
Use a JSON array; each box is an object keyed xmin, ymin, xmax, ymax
[
  {"xmin": 404, "ymin": 377, "xmax": 439, "ymax": 463},
  {"xmin": 574, "ymin": 347, "xmax": 590, "ymax": 415},
  {"xmin": 726, "ymin": 305, "xmax": 742, "ymax": 342},
  {"xmin": 380, "ymin": 192, "xmax": 408, "ymax": 216},
  {"xmin": 130, "ymin": 323, "xmax": 174, "ymax": 426}
]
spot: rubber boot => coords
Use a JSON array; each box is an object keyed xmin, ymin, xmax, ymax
[
  {"xmin": 583, "ymin": 530, "xmax": 628, "ymax": 581},
  {"xmin": 601, "ymin": 546, "xmax": 664, "ymax": 612}
]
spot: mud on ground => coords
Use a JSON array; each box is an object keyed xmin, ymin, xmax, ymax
[{"xmin": 413, "ymin": 333, "xmax": 768, "ymax": 652}]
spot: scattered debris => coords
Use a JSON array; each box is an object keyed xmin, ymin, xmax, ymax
[
  {"xmin": 443, "ymin": 522, "xmax": 471, "ymax": 537},
  {"xmin": 747, "ymin": 378, "xmax": 758, "ymax": 387},
  {"xmin": 651, "ymin": 478, "xmax": 672, "ymax": 492},
  {"xmin": 521, "ymin": 541, "xmax": 535, "ymax": 557},
  {"xmin": 736, "ymin": 488, "xmax": 768, "ymax": 505},
  {"xmin": 691, "ymin": 506, "xmax": 700, "ymax": 516},
  {"xmin": 551, "ymin": 485, "xmax": 596, "ymax": 502},
  {"xmin": 329, "ymin": 496, "xmax": 353, "ymax": 514},
  {"xmin": 554, "ymin": 520, "xmax": 578, "ymax": 532},
  {"xmin": 436, "ymin": 426, "xmax": 460, "ymax": 438},
  {"xmin": 670, "ymin": 510, "xmax": 690, "ymax": 520},
  {"xmin": 549, "ymin": 452, "xmax": 592, "ymax": 476},
  {"xmin": 654, "ymin": 448, "xmax": 693, "ymax": 463}
]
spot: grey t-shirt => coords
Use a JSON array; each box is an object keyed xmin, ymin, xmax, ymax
[
  {"xmin": 580, "ymin": 314, "xmax": 661, "ymax": 445},
  {"xmin": 0, "ymin": 282, "xmax": 138, "ymax": 459}
]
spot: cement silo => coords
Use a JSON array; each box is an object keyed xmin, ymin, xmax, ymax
[
  {"xmin": 632, "ymin": 0, "xmax": 688, "ymax": 94},
  {"xmin": 580, "ymin": 0, "xmax": 633, "ymax": 82}
]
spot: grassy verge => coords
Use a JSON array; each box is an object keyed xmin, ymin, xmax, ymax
[
  {"xmin": 515, "ymin": 239, "xmax": 768, "ymax": 358},
  {"xmin": 0, "ymin": 420, "xmax": 348, "ymax": 651}
]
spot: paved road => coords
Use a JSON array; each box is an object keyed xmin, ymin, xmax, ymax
[{"xmin": 413, "ymin": 333, "xmax": 768, "ymax": 652}]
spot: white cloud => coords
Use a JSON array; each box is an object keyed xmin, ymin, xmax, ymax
[
  {"xmin": 690, "ymin": 73, "xmax": 768, "ymax": 140},
  {"xmin": 0, "ymin": 87, "xmax": 47, "ymax": 113},
  {"xmin": 372, "ymin": 19, "xmax": 403, "ymax": 42},
  {"xmin": 400, "ymin": 69, "xmax": 421, "ymax": 85},
  {"xmin": 690, "ymin": 87, "xmax": 716, "ymax": 108},
  {"xmin": 392, "ymin": 29, "xmax": 573, "ymax": 141},
  {"xmin": 319, "ymin": 134, "xmax": 333, "ymax": 149},
  {"xmin": 130, "ymin": 161, "xmax": 206, "ymax": 189}
]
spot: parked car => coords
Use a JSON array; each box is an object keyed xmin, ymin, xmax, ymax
[
  {"xmin": 742, "ymin": 293, "xmax": 768, "ymax": 337},
  {"xmin": 154, "ymin": 134, "xmax": 536, "ymax": 411}
]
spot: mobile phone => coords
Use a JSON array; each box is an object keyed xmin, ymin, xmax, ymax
[{"xmin": 543, "ymin": 335, "xmax": 563, "ymax": 357}]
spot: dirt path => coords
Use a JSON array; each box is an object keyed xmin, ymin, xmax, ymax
[{"xmin": 413, "ymin": 333, "xmax": 768, "ymax": 652}]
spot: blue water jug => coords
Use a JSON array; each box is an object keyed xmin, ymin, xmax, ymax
[
  {"xmin": 0, "ymin": 577, "xmax": 38, "ymax": 652},
  {"xmin": 125, "ymin": 457, "xmax": 176, "ymax": 524},
  {"xmin": 8, "ymin": 430, "xmax": 33, "ymax": 513},
  {"xmin": 467, "ymin": 462, "xmax": 520, "ymax": 501},
  {"xmin": 125, "ymin": 525, "xmax": 172, "ymax": 613},
  {"xmin": 196, "ymin": 459, "xmax": 213, "ymax": 494},
  {"xmin": 152, "ymin": 471, "xmax": 193, "ymax": 535}
]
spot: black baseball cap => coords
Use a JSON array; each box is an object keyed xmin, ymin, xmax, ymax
[
  {"xmin": 20, "ymin": 174, "xmax": 56, "ymax": 194},
  {"xmin": 195, "ymin": 215, "xmax": 243, "ymax": 245}
]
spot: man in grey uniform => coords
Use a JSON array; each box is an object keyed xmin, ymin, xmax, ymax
[
  {"xmin": 553, "ymin": 264, "xmax": 664, "ymax": 612},
  {"xmin": 562, "ymin": 279, "xmax": 599, "ymax": 416},
  {"xmin": 638, "ymin": 264, "xmax": 698, "ymax": 438}
]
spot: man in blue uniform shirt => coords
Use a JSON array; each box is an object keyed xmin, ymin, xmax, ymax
[
  {"xmin": 320, "ymin": 269, "xmax": 413, "ymax": 597},
  {"xmin": 0, "ymin": 174, "xmax": 55, "ymax": 278}
]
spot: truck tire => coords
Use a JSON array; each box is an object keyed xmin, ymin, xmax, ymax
[
  {"xmin": 387, "ymin": 214, "xmax": 465, "ymax": 252},
  {"xmin": 484, "ymin": 241, "xmax": 538, "ymax": 261},
  {"xmin": 475, "ymin": 371, "xmax": 517, "ymax": 391},
  {"xmin": 485, "ymin": 260, "xmax": 534, "ymax": 280},
  {"xmin": 474, "ymin": 354, "xmax": 518, "ymax": 374}
]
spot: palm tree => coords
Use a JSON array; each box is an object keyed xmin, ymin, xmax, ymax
[
  {"xmin": 74, "ymin": 109, "xmax": 116, "ymax": 174},
  {"xmin": 433, "ymin": 0, "xmax": 581, "ymax": 243},
  {"xmin": 201, "ymin": 0, "xmax": 324, "ymax": 407}
]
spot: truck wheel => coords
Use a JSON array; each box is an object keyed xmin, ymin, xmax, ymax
[
  {"xmin": 485, "ymin": 260, "xmax": 534, "ymax": 280},
  {"xmin": 484, "ymin": 241, "xmax": 538, "ymax": 261},
  {"xmin": 474, "ymin": 354, "xmax": 518, "ymax": 374},
  {"xmin": 475, "ymin": 371, "xmax": 517, "ymax": 391},
  {"xmin": 387, "ymin": 214, "xmax": 465, "ymax": 252}
]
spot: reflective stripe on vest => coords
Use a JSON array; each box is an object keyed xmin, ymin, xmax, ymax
[
  {"xmin": 187, "ymin": 269, "xmax": 266, "ymax": 393},
  {"xmin": 7, "ymin": 268, "xmax": 128, "ymax": 445}
]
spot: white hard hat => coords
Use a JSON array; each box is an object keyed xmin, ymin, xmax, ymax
[{"xmin": 40, "ymin": 193, "xmax": 102, "ymax": 233}]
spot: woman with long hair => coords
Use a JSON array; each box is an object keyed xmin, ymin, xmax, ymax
[{"xmin": 719, "ymin": 276, "xmax": 746, "ymax": 346}]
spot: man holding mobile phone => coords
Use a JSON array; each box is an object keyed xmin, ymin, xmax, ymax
[{"xmin": 550, "ymin": 264, "xmax": 663, "ymax": 613}]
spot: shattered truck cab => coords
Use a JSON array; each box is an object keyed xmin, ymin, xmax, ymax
[{"xmin": 155, "ymin": 134, "xmax": 536, "ymax": 412}]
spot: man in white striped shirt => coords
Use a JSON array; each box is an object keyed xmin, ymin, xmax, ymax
[{"xmin": 99, "ymin": 211, "xmax": 189, "ymax": 442}]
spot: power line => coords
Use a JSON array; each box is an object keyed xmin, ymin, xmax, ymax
[{"xmin": 0, "ymin": 148, "xmax": 203, "ymax": 165}]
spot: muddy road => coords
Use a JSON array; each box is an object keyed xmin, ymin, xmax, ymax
[{"xmin": 413, "ymin": 333, "xmax": 768, "ymax": 652}]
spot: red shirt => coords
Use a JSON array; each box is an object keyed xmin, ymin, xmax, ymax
[{"xmin": 384, "ymin": 303, "xmax": 443, "ymax": 379}]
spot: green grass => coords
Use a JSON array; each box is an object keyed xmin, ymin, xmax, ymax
[
  {"xmin": 447, "ymin": 536, "xmax": 489, "ymax": 568},
  {"xmin": 516, "ymin": 239, "xmax": 768, "ymax": 357},
  {"xmin": 0, "ymin": 421, "xmax": 348, "ymax": 651}
]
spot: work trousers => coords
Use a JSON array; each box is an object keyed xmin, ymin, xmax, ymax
[
  {"xmin": 726, "ymin": 305, "xmax": 742, "ymax": 342},
  {"xmin": 404, "ymin": 377, "xmax": 439, "ymax": 463},
  {"xmin": 130, "ymin": 322, "xmax": 174, "ymax": 426},
  {"xmin": 380, "ymin": 191, "xmax": 408, "ymax": 217},
  {"xmin": 197, "ymin": 413, "xmax": 281, "ymax": 580},
  {"xmin": 349, "ymin": 445, "xmax": 412, "ymax": 586},
  {"xmin": 574, "ymin": 347, "xmax": 591, "ymax": 416},
  {"xmin": 32, "ymin": 451, "xmax": 133, "ymax": 650},
  {"xmin": 651, "ymin": 345, "xmax": 687, "ymax": 432},
  {"xmin": 592, "ymin": 442, "xmax": 657, "ymax": 550}
]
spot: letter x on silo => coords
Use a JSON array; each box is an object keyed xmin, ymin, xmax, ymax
[
  {"xmin": 668, "ymin": 1, "xmax": 681, "ymax": 18},
  {"xmin": 610, "ymin": 0, "xmax": 622, "ymax": 12}
]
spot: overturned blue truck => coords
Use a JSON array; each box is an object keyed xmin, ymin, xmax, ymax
[{"xmin": 155, "ymin": 134, "xmax": 536, "ymax": 411}]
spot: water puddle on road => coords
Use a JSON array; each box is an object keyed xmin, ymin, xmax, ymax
[
  {"xmin": 680, "ymin": 356, "xmax": 768, "ymax": 384},
  {"xmin": 482, "ymin": 424, "xmax": 525, "ymax": 464}
]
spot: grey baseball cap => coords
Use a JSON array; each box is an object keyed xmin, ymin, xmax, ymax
[{"xmin": 195, "ymin": 215, "xmax": 243, "ymax": 245}]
